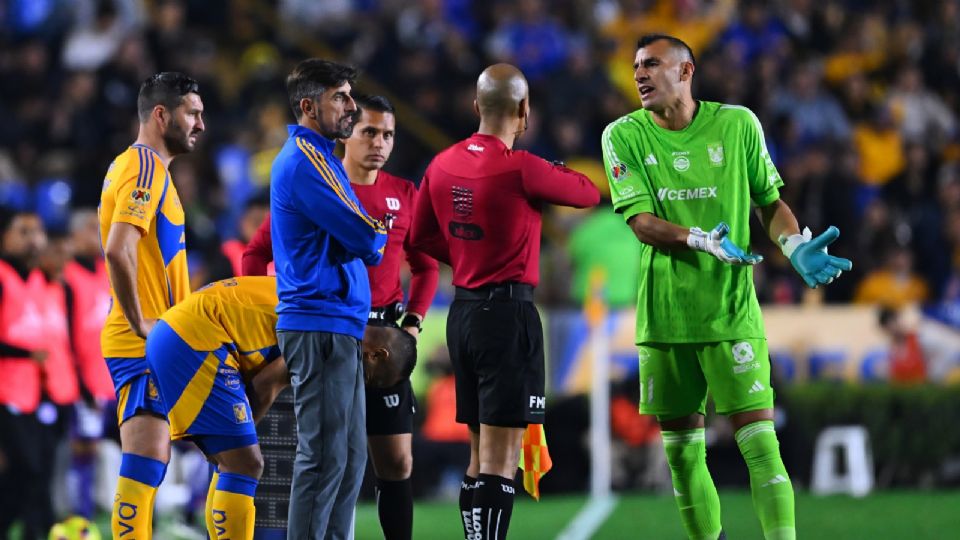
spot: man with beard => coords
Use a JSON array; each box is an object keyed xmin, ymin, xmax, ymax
[
  {"xmin": 243, "ymin": 94, "xmax": 439, "ymax": 540},
  {"xmin": 98, "ymin": 71, "xmax": 204, "ymax": 538},
  {"xmin": 271, "ymin": 59, "xmax": 388, "ymax": 539}
]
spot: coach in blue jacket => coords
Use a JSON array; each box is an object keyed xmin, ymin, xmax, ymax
[{"xmin": 271, "ymin": 58, "xmax": 387, "ymax": 539}]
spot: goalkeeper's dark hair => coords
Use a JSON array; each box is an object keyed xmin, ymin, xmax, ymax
[
  {"xmin": 637, "ymin": 34, "xmax": 696, "ymax": 67},
  {"xmin": 286, "ymin": 59, "xmax": 358, "ymax": 119},
  {"xmin": 137, "ymin": 72, "xmax": 200, "ymax": 123},
  {"xmin": 388, "ymin": 327, "xmax": 418, "ymax": 380},
  {"xmin": 353, "ymin": 93, "xmax": 395, "ymax": 115}
]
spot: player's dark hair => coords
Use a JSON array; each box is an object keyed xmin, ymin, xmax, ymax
[
  {"xmin": 353, "ymin": 93, "xmax": 395, "ymax": 115},
  {"xmin": 286, "ymin": 59, "xmax": 359, "ymax": 119},
  {"xmin": 137, "ymin": 72, "xmax": 200, "ymax": 123},
  {"xmin": 389, "ymin": 328, "xmax": 418, "ymax": 381},
  {"xmin": 636, "ymin": 34, "xmax": 696, "ymax": 67}
]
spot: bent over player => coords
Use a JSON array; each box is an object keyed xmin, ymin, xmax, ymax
[
  {"xmin": 243, "ymin": 94, "xmax": 438, "ymax": 540},
  {"xmin": 145, "ymin": 276, "xmax": 417, "ymax": 540},
  {"xmin": 410, "ymin": 64, "xmax": 600, "ymax": 540},
  {"xmin": 602, "ymin": 35, "xmax": 852, "ymax": 540},
  {"xmin": 99, "ymin": 72, "xmax": 203, "ymax": 538}
]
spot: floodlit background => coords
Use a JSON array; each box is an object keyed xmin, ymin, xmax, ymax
[{"xmin": 2, "ymin": 0, "xmax": 960, "ymax": 538}]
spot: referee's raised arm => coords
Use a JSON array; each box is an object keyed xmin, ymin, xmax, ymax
[
  {"xmin": 269, "ymin": 58, "xmax": 385, "ymax": 539},
  {"xmin": 409, "ymin": 63, "xmax": 600, "ymax": 540}
]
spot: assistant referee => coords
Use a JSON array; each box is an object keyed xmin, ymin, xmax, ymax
[{"xmin": 409, "ymin": 63, "xmax": 600, "ymax": 540}]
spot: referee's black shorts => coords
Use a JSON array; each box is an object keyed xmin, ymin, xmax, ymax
[{"xmin": 446, "ymin": 283, "xmax": 545, "ymax": 428}]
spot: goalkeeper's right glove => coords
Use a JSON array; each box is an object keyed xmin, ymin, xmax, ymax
[{"xmin": 687, "ymin": 222, "xmax": 763, "ymax": 266}]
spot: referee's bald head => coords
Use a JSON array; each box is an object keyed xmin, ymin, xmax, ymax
[{"xmin": 475, "ymin": 63, "xmax": 529, "ymax": 118}]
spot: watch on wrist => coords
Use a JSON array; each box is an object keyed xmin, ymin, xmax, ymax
[{"xmin": 400, "ymin": 314, "xmax": 423, "ymax": 332}]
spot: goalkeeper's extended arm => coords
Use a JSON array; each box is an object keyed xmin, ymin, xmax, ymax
[
  {"xmin": 757, "ymin": 199, "xmax": 853, "ymax": 288},
  {"xmin": 627, "ymin": 212, "xmax": 762, "ymax": 265}
]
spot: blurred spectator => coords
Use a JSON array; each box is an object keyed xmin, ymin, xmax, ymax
[
  {"xmin": 486, "ymin": 0, "xmax": 570, "ymax": 82},
  {"xmin": 887, "ymin": 65, "xmax": 956, "ymax": 145},
  {"xmin": 62, "ymin": 1, "xmax": 134, "ymax": 71},
  {"xmin": 413, "ymin": 353, "xmax": 470, "ymax": 498},
  {"xmin": 878, "ymin": 307, "xmax": 927, "ymax": 384},
  {"xmin": 716, "ymin": 0, "xmax": 789, "ymax": 66},
  {"xmin": 609, "ymin": 380, "xmax": 668, "ymax": 491},
  {"xmin": 852, "ymin": 104, "xmax": 905, "ymax": 186},
  {"xmin": 772, "ymin": 62, "xmax": 851, "ymax": 144},
  {"xmin": 221, "ymin": 193, "xmax": 269, "ymax": 276},
  {"xmin": 854, "ymin": 244, "xmax": 931, "ymax": 308},
  {"xmin": 567, "ymin": 203, "xmax": 639, "ymax": 308}
]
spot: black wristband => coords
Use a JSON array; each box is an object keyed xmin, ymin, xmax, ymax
[{"xmin": 400, "ymin": 314, "xmax": 422, "ymax": 332}]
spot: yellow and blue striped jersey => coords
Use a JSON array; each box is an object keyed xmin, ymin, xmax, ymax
[
  {"xmin": 99, "ymin": 144, "xmax": 189, "ymax": 361},
  {"xmin": 160, "ymin": 276, "xmax": 280, "ymax": 376}
]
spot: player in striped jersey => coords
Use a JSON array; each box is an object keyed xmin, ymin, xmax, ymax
[
  {"xmin": 145, "ymin": 276, "xmax": 417, "ymax": 540},
  {"xmin": 99, "ymin": 72, "xmax": 204, "ymax": 539}
]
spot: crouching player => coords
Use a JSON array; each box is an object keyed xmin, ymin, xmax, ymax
[{"xmin": 145, "ymin": 276, "xmax": 417, "ymax": 539}]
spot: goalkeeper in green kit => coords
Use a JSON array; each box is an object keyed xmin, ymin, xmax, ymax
[{"xmin": 602, "ymin": 34, "xmax": 852, "ymax": 540}]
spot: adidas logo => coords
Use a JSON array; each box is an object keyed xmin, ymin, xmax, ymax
[
  {"xmin": 644, "ymin": 153, "xmax": 658, "ymax": 165},
  {"xmin": 748, "ymin": 380, "xmax": 765, "ymax": 394},
  {"xmin": 761, "ymin": 474, "xmax": 789, "ymax": 487}
]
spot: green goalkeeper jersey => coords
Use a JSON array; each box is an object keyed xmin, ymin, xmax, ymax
[{"xmin": 601, "ymin": 101, "xmax": 784, "ymax": 344}]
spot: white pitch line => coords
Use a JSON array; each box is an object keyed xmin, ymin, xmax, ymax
[{"xmin": 555, "ymin": 495, "xmax": 619, "ymax": 540}]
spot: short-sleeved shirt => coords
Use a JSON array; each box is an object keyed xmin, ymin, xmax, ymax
[
  {"xmin": 601, "ymin": 101, "xmax": 783, "ymax": 344},
  {"xmin": 99, "ymin": 144, "xmax": 189, "ymax": 381}
]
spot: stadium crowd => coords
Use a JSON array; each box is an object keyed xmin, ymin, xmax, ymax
[
  {"xmin": 2, "ymin": 0, "xmax": 960, "ymax": 308},
  {"xmin": 2, "ymin": 0, "xmax": 960, "ymax": 536}
]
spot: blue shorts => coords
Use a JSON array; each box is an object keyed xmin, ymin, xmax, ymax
[
  {"xmin": 115, "ymin": 371, "xmax": 166, "ymax": 426},
  {"xmin": 145, "ymin": 320, "xmax": 257, "ymax": 453}
]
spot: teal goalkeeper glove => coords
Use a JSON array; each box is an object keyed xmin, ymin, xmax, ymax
[
  {"xmin": 780, "ymin": 226, "xmax": 853, "ymax": 288},
  {"xmin": 687, "ymin": 222, "xmax": 763, "ymax": 265}
]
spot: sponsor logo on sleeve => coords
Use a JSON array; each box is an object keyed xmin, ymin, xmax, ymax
[{"xmin": 130, "ymin": 189, "xmax": 151, "ymax": 205}]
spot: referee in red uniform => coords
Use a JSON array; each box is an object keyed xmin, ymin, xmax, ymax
[
  {"xmin": 244, "ymin": 94, "xmax": 439, "ymax": 539},
  {"xmin": 409, "ymin": 63, "xmax": 600, "ymax": 540}
]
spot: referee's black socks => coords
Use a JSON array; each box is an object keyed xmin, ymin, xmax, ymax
[
  {"xmin": 459, "ymin": 475, "xmax": 479, "ymax": 539},
  {"xmin": 375, "ymin": 478, "xmax": 413, "ymax": 540},
  {"xmin": 471, "ymin": 473, "xmax": 515, "ymax": 540}
]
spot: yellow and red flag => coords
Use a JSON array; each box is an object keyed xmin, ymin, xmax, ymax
[{"xmin": 519, "ymin": 424, "xmax": 553, "ymax": 500}]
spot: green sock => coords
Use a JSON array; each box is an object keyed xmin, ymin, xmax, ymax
[
  {"xmin": 735, "ymin": 421, "xmax": 796, "ymax": 540},
  {"xmin": 662, "ymin": 428, "xmax": 722, "ymax": 540}
]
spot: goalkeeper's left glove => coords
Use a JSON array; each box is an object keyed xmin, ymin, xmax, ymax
[{"xmin": 780, "ymin": 226, "xmax": 853, "ymax": 288}]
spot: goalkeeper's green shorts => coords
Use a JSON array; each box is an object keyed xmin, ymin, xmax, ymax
[{"xmin": 636, "ymin": 339, "xmax": 774, "ymax": 420}]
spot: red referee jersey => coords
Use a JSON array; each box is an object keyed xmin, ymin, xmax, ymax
[
  {"xmin": 242, "ymin": 170, "xmax": 439, "ymax": 316},
  {"xmin": 410, "ymin": 133, "xmax": 600, "ymax": 289}
]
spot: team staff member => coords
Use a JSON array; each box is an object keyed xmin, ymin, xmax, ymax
[
  {"xmin": 62, "ymin": 210, "xmax": 115, "ymax": 520},
  {"xmin": 271, "ymin": 59, "xmax": 388, "ymax": 539},
  {"xmin": 244, "ymin": 94, "xmax": 438, "ymax": 540},
  {"xmin": 144, "ymin": 276, "xmax": 418, "ymax": 540},
  {"xmin": 409, "ymin": 63, "xmax": 600, "ymax": 540},
  {"xmin": 99, "ymin": 72, "xmax": 204, "ymax": 538},
  {"xmin": 0, "ymin": 210, "xmax": 74, "ymax": 539}
]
